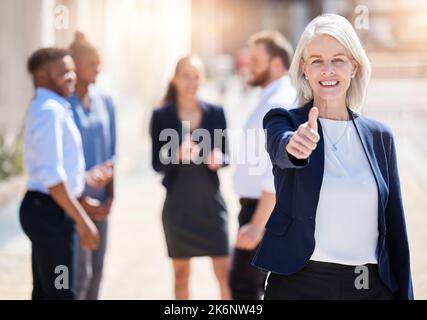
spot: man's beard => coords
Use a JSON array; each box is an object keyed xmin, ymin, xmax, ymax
[{"xmin": 247, "ymin": 68, "xmax": 271, "ymax": 87}]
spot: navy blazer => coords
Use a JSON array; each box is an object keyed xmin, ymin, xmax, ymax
[
  {"xmin": 252, "ymin": 100, "xmax": 414, "ymax": 300},
  {"xmin": 149, "ymin": 101, "xmax": 229, "ymax": 190}
]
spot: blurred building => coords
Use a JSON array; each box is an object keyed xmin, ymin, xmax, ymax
[
  {"xmin": 0, "ymin": 0, "xmax": 191, "ymax": 139},
  {"xmin": 192, "ymin": 0, "xmax": 427, "ymax": 77},
  {"xmin": 2, "ymin": 0, "xmax": 427, "ymax": 179}
]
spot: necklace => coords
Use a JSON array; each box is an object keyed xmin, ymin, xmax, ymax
[{"xmin": 321, "ymin": 120, "xmax": 350, "ymax": 152}]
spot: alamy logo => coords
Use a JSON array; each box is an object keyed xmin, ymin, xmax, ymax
[
  {"xmin": 54, "ymin": 5, "xmax": 69, "ymax": 30},
  {"xmin": 354, "ymin": 5, "xmax": 369, "ymax": 30},
  {"xmin": 354, "ymin": 265, "xmax": 369, "ymax": 290},
  {"xmin": 157, "ymin": 125, "xmax": 271, "ymax": 175},
  {"xmin": 54, "ymin": 265, "xmax": 69, "ymax": 290}
]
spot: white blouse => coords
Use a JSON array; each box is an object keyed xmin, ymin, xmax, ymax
[{"xmin": 310, "ymin": 118, "xmax": 379, "ymax": 265}]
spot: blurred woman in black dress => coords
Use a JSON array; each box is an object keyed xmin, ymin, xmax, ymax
[{"xmin": 150, "ymin": 56, "xmax": 231, "ymax": 299}]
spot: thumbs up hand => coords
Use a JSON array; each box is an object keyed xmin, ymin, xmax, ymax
[
  {"xmin": 286, "ymin": 107, "xmax": 320, "ymax": 160},
  {"xmin": 307, "ymin": 106, "xmax": 318, "ymax": 132}
]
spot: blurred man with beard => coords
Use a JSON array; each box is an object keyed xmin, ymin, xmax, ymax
[{"xmin": 230, "ymin": 31, "xmax": 296, "ymax": 300}]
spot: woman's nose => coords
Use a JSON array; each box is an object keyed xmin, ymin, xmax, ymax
[{"xmin": 321, "ymin": 61, "xmax": 335, "ymax": 76}]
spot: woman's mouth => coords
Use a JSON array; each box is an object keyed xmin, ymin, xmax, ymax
[{"xmin": 319, "ymin": 80, "xmax": 339, "ymax": 88}]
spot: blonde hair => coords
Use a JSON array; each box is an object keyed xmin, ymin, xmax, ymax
[{"xmin": 289, "ymin": 14, "xmax": 371, "ymax": 112}]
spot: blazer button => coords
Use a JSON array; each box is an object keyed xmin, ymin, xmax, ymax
[{"xmin": 309, "ymin": 216, "xmax": 314, "ymax": 220}]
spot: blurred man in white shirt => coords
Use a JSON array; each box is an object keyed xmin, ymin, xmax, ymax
[{"xmin": 230, "ymin": 31, "xmax": 296, "ymax": 300}]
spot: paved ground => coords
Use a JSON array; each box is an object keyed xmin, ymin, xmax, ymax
[{"xmin": 0, "ymin": 77, "xmax": 426, "ymax": 299}]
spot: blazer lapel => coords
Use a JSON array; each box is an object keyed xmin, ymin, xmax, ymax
[
  {"xmin": 297, "ymin": 103, "xmax": 325, "ymax": 220},
  {"xmin": 350, "ymin": 110, "xmax": 387, "ymax": 213}
]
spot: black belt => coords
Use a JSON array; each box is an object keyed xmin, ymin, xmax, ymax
[
  {"xmin": 239, "ymin": 198, "xmax": 259, "ymax": 206},
  {"xmin": 307, "ymin": 260, "xmax": 378, "ymax": 273},
  {"xmin": 27, "ymin": 190, "xmax": 84, "ymax": 202},
  {"xmin": 26, "ymin": 190, "xmax": 52, "ymax": 199}
]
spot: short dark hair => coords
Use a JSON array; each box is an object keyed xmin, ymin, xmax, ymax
[
  {"xmin": 249, "ymin": 30, "xmax": 294, "ymax": 70},
  {"xmin": 27, "ymin": 47, "xmax": 70, "ymax": 74}
]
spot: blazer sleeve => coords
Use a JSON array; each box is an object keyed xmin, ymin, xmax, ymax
[
  {"xmin": 263, "ymin": 108, "xmax": 310, "ymax": 169},
  {"xmin": 385, "ymin": 133, "xmax": 414, "ymax": 300},
  {"xmin": 149, "ymin": 110, "xmax": 179, "ymax": 174}
]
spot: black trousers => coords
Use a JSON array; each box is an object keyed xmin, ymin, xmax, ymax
[
  {"xmin": 265, "ymin": 260, "xmax": 395, "ymax": 300},
  {"xmin": 19, "ymin": 191, "xmax": 77, "ymax": 300},
  {"xmin": 229, "ymin": 198, "xmax": 267, "ymax": 300}
]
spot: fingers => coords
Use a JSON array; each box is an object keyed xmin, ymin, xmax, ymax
[
  {"xmin": 190, "ymin": 144, "xmax": 200, "ymax": 161},
  {"xmin": 97, "ymin": 166, "xmax": 113, "ymax": 180},
  {"xmin": 98, "ymin": 165, "xmax": 113, "ymax": 178},
  {"xmin": 179, "ymin": 136, "xmax": 202, "ymax": 163},
  {"xmin": 236, "ymin": 234, "xmax": 257, "ymax": 251},
  {"xmin": 286, "ymin": 143, "xmax": 310, "ymax": 159},
  {"xmin": 235, "ymin": 227, "xmax": 248, "ymax": 249},
  {"xmin": 286, "ymin": 122, "xmax": 320, "ymax": 159},
  {"xmin": 235, "ymin": 225, "xmax": 262, "ymax": 250},
  {"xmin": 178, "ymin": 134, "xmax": 197, "ymax": 162},
  {"xmin": 298, "ymin": 123, "xmax": 320, "ymax": 143},
  {"xmin": 80, "ymin": 234, "xmax": 98, "ymax": 250},
  {"xmin": 207, "ymin": 163, "xmax": 221, "ymax": 171},
  {"xmin": 78, "ymin": 219, "xmax": 100, "ymax": 250},
  {"xmin": 308, "ymin": 106, "xmax": 319, "ymax": 131},
  {"xmin": 103, "ymin": 160, "xmax": 114, "ymax": 168},
  {"xmin": 82, "ymin": 238, "xmax": 98, "ymax": 250},
  {"xmin": 235, "ymin": 233, "xmax": 249, "ymax": 250},
  {"xmin": 292, "ymin": 130, "xmax": 318, "ymax": 151},
  {"xmin": 86, "ymin": 231, "xmax": 99, "ymax": 250},
  {"xmin": 86, "ymin": 166, "xmax": 112, "ymax": 188},
  {"xmin": 207, "ymin": 148, "xmax": 223, "ymax": 171}
]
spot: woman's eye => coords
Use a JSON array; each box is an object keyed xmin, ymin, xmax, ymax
[
  {"xmin": 332, "ymin": 59, "xmax": 344, "ymax": 63},
  {"xmin": 311, "ymin": 60, "xmax": 321, "ymax": 64}
]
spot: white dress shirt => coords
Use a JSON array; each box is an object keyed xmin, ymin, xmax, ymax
[
  {"xmin": 24, "ymin": 88, "xmax": 85, "ymax": 197},
  {"xmin": 233, "ymin": 75, "xmax": 296, "ymax": 199},
  {"xmin": 310, "ymin": 118, "xmax": 379, "ymax": 265}
]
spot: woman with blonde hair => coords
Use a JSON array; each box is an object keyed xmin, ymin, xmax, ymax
[
  {"xmin": 253, "ymin": 14, "xmax": 413, "ymax": 300},
  {"xmin": 150, "ymin": 56, "xmax": 231, "ymax": 299}
]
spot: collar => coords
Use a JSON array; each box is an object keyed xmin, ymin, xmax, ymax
[
  {"xmin": 260, "ymin": 74, "xmax": 291, "ymax": 100},
  {"xmin": 69, "ymin": 84, "xmax": 98, "ymax": 107},
  {"xmin": 36, "ymin": 87, "xmax": 71, "ymax": 109},
  {"xmin": 304, "ymin": 99, "xmax": 360, "ymax": 121}
]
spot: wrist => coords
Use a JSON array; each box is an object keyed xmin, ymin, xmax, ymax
[
  {"xmin": 249, "ymin": 221, "xmax": 264, "ymax": 232},
  {"xmin": 75, "ymin": 207, "xmax": 91, "ymax": 226}
]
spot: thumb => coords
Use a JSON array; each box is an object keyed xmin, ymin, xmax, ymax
[{"xmin": 308, "ymin": 107, "xmax": 319, "ymax": 131}]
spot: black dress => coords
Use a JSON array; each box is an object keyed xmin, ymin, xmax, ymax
[{"xmin": 150, "ymin": 101, "xmax": 230, "ymax": 258}]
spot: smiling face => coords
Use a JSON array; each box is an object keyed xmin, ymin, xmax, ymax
[
  {"xmin": 45, "ymin": 55, "xmax": 77, "ymax": 97},
  {"xmin": 302, "ymin": 34, "xmax": 358, "ymax": 105}
]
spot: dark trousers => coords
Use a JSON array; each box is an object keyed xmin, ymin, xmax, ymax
[
  {"xmin": 19, "ymin": 191, "xmax": 77, "ymax": 300},
  {"xmin": 229, "ymin": 198, "xmax": 267, "ymax": 300},
  {"xmin": 265, "ymin": 260, "xmax": 394, "ymax": 300}
]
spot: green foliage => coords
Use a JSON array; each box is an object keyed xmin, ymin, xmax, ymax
[{"xmin": 0, "ymin": 132, "xmax": 23, "ymax": 181}]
